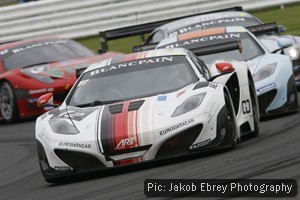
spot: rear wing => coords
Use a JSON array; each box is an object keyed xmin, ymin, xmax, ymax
[
  {"xmin": 99, "ymin": 6, "xmax": 243, "ymax": 53},
  {"xmin": 246, "ymin": 22, "xmax": 280, "ymax": 36},
  {"xmin": 132, "ymin": 43, "xmax": 157, "ymax": 53},
  {"xmin": 191, "ymin": 40, "xmax": 242, "ymax": 56}
]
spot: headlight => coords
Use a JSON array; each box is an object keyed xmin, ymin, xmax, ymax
[
  {"xmin": 288, "ymin": 48, "xmax": 299, "ymax": 60},
  {"xmin": 253, "ymin": 63, "xmax": 277, "ymax": 82},
  {"xmin": 172, "ymin": 93, "xmax": 206, "ymax": 117},
  {"xmin": 21, "ymin": 65, "xmax": 53, "ymax": 84},
  {"xmin": 49, "ymin": 118, "xmax": 79, "ymax": 134}
]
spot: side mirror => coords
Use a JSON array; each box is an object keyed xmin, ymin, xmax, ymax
[
  {"xmin": 209, "ymin": 62, "xmax": 235, "ymax": 81},
  {"xmin": 37, "ymin": 93, "xmax": 59, "ymax": 108},
  {"xmin": 276, "ymin": 37, "xmax": 293, "ymax": 48},
  {"xmin": 216, "ymin": 62, "xmax": 235, "ymax": 73},
  {"xmin": 271, "ymin": 37, "xmax": 293, "ymax": 53}
]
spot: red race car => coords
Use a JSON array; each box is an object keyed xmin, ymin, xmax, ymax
[{"xmin": 0, "ymin": 37, "xmax": 120, "ymax": 123}]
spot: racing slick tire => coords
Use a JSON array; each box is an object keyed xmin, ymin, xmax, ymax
[
  {"xmin": 0, "ymin": 82, "xmax": 19, "ymax": 123},
  {"xmin": 248, "ymin": 78, "xmax": 260, "ymax": 137},
  {"xmin": 291, "ymin": 84, "xmax": 299, "ymax": 112},
  {"xmin": 221, "ymin": 90, "xmax": 238, "ymax": 149}
]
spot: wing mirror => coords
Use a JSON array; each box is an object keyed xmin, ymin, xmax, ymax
[
  {"xmin": 272, "ymin": 37, "xmax": 293, "ymax": 53},
  {"xmin": 276, "ymin": 37, "xmax": 293, "ymax": 48},
  {"xmin": 37, "ymin": 93, "xmax": 59, "ymax": 108},
  {"xmin": 208, "ymin": 62, "xmax": 235, "ymax": 81},
  {"xmin": 216, "ymin": 62, "xmax": 235, "ymax": 73}
]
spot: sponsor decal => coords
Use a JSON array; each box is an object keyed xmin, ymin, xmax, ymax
[
  {"xmin": 242, "ymin": 99, "xmax": 251, "ymax": 114},
  {"xmin": 209, "ymin": 82, "xmax": 219, "ymax": 89},
  {"xmin": 54, "ymin": 166, "xmax": 73, "ymax": 171},
  {"xmin": 59, "ymin": 142, "xmax": 92, "ymax": 149},
  {"xmin": 90, "ymin": 56, "xmax": 174, "ymax": 76},
  {"xmin": 157, "ymin": 95, "xmax": 167, "ymax": 101},
  {"xmin": 183, "ymin": 13, "xmax": 249, "ymax": 25},
  {"xmin": 164, "ymin": 34, "xmax": 240, "ymax": 49},
  {"xmin": 115, "ymin": 138, "xmax": 137, "ymax": 150},
  {"xmin": 10, "ymin": 40, "xmax": 67, "ymax": 54},
  {"xmin": 29, "ymin": 88, "xmax": 54, "ymax": 95},
  {"xmin": 160, "ymin": 119, "xmax": 195, "ymax": 135},
  {"xmin": 257, "ymin": 83, "xmax": 277, "ymax": 93},
  {"xmin": 169, "ymin": 17, "xmax": 247, "ymax": 37},
  {"xmin": 190, "ymin": 139, "xmax": 212, "ymax": 149},
  {"xmin": 27, "ymin": 98, "xmax": 38, "ymax": 103}
]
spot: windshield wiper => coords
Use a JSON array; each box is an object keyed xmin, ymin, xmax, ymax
[{"xmin": 74, "ymin": 99, "xmax": 124, "ymax": 107}]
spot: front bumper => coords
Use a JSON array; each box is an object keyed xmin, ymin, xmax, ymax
[
  {"xmin": 36, "ymin": 105, "xmax": 231, "ymax": 178},
  {"xmin": 256, "ymin": 75, "xmax": 298, "ymax": 117},
  {"xmin": 293, "ymin": 60, "xmax": 300, "ymax": 87}
]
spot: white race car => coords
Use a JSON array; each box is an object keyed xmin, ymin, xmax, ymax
[
  {"xmin": 156, "ymin": 26, "xmax": 299, "ymax": 117},
  {"xmin": 36, "ymin": 48, "xmax": 259, "ymax": 183}
]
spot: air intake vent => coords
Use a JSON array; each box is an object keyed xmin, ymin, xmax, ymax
[
  {"xmin": 128, "ymin": 100, "xmax": 145, "ymax": 111},
  {"xmin": 109, "ymin": 104, "xmax": 123, "ymax": 114}
]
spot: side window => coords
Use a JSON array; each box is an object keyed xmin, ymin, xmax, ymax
[
  {"xmin": 196, "ymin": 58, "xmax": 211, "ymax": 80},
  {"xmin": 188, "ymin": 52, "xmax": 211, "ymax": 80},
  {"xmin": 147, "ymin": 30, "xmax": 165, "ymax": 44}
]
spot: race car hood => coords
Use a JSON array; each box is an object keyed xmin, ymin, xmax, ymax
[
  {"xmin": 247, "ymin": 54, "xmax": 288, "ymax": 75},
  {"xmin": 64, "ymin": 82, "xmax": 209, "ymax": 158},
  {"xmin": 20, "ymin": 52, "xmax": 120, "ymax": 80}
]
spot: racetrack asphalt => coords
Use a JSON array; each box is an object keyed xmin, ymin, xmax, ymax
[{"xmin": 0, "ymin": 93, "xmax": 299, "ymax": 200}]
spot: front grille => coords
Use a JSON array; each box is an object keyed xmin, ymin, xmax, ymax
[
  {"xmin": 155, "ymin": 124, "xmax": 202, "ymax": 159},
  {"xmin": 54, "ymin": 149, "xmax": 106, "ymax": 173},
  {"xmin": 258, "ymin": 89, "xmax": 277, "ymax": 116}
]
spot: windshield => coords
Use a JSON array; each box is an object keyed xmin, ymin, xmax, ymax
[
  {"xmin": 198, "ymin": 32, "xmax": 264, "ymax": 63},
  {"xmin": 1, "ymin": 39, "xmax": 95, "ymax": 70},
  {"xmin": 67, "ymin": 55, "xmax": 198, "ymax": 106}
]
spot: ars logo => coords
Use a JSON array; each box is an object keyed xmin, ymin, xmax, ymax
[{"xmin": 115, "ymin": 138, "xmax": 136, "ymax": 150}]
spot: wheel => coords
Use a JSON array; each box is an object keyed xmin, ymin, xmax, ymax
[
  {"xmin": 290, "ymin": 83, "xmax": 299, "ymax": 112},
  {"xmin": 222, "ymin": 91, "xmax": 238, "ymax": 149},
  {"xmin": 248, "ymin": 80, "xmax": 260, "ymax": 137},
  {"xmin": 0, "ymin": 82, "xmax": 19, "ymax": 123}
]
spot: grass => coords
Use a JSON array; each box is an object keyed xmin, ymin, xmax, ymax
[
  {"xmin": 77, "ymin": 3, "xmax": 300, "ymax": 53},
  {"xmin": 0, "ymin": 1, "xmax": 18, "ymax": 7}
]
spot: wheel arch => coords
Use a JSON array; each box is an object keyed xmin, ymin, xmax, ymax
[{"xmin": 225, "ymin": 72, "xmax": 240, "ymax": 115}]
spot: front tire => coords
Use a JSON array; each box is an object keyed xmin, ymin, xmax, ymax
[
  {"xmin": 0, "ymin": 82, "xmax": 19, "ymax": 123},
  {"xmin": 222, "ymin": 91, "xmax": 238, "ymax": 149},
  {"xmin": 249, "ymin": 79, "xmax": 260, "ymax": 137}
]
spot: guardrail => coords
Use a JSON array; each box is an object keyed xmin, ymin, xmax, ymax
[{"xmin": 0, "ymin": 0, "xmax": 299, "ymax": 43}]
